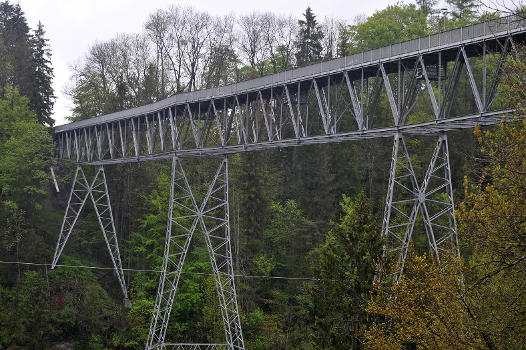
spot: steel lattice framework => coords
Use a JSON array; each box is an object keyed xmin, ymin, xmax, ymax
[
  {"xmin": 51, "ymin": 166, "xmax": 129, "ymax": 305},
  {"xmin": 50, "ymin": 15, "xmax": 525, "ymax": 350},
  {"xmin": 146, "ymin": 156, "xmax": 243, "ymax": 350}
]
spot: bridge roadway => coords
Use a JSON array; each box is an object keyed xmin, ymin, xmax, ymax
[{"xmin": 54, "ymin": 15, "xmax": 526, "ymax": 165}]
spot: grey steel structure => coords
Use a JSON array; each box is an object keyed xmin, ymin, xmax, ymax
[
  {"xmin": 146, "ymin": 156, "xmax": 243, "ymax": 350},
  {"xmin": 51, "ymin": 166, "xmax": 129, "ymax": 305},
  {"xmin": 51, "ymin": 15, "xmax": 525, "ymax": 350}
]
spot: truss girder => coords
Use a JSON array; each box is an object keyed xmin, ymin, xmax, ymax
[
  {"xmin": 146, "ymin": 156, "xmax": 244, "ymax": 350},
  {"xmin": 51, "ymin": 166, "xmax": 129, "ymax": 301},
  {"xmin": 50, "ymin": 16, "xmax": 526, "ymax": 350},
  {"xmin": 54, "ymin": 17, "xmax": 525, "ymax": 165}
]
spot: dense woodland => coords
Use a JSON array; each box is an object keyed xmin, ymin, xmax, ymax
[{"xmin": 0, "ymin": 0, "xmax": 525, "ymax": 349}]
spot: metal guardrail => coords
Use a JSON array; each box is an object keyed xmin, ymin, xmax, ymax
[{"xmin": 55, "ymin": 15, "xmax": 525, "ymax": 133}]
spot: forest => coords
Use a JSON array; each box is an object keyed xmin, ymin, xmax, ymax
[{"xmin": 0, "ymin": 0, "xmax": 525, "ymax": 349}]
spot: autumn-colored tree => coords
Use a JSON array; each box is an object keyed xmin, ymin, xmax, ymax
[{"xmin": 365, "ymin": 252, "xmax": 485, "ymax": 350}]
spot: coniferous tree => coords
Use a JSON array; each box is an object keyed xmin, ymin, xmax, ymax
[
  {"xmin": 416, "ymin": 0, "xmax": 438, "ymax": 16},
  {"xmin": 311, "ymin": 192, "xmax": 382, "ymax": 350},
  {"xmin": 0, "ymin": 1, "xmax": 33, "ymax": 98},
  {"xmin": 30, "ymin": 21, "xmax": 55, "ymax": 127},
  {"xmin": 0, "ymin": 2, "xmax": 54, "ymax": 126},
  {"xmin": 446, "ymin": 0, "xmax": 479, "ymax": 19},
  {"xmin": 336, "ymin": 24, "xmax": 351, "ymax": 57},
  {"xmin": 294, "ymin": 7, "xmax": 324, "ymax": 67}
]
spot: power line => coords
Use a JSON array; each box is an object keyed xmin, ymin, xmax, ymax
[{"xmin": 0, "ymin": 260, "xmax": 320, "ymax": 281}]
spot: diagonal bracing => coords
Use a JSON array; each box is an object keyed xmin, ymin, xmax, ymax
[
  {"xmin": 146, "ymin": 156, "xmax": 244, "ymax": 350},
  {"xmin": 420, "ymin": 134, "xmax": 459, "ymax": 261},
  {"xmin": 51, "ymin": 166, "xmax": 129, "ymax": 303},
  {"xmin": 380, "ymin": 133, "xmax": 420, "ymax": 281},
  {"xmin": 381, "ymin": 133, "xmax": 460, "ymax": 281}
]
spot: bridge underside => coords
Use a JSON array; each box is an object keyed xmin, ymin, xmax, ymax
[
  {"xmin": 50, "ymin": 15, "xmax": 526, "ymax": 350},
  {"xmin": 63, "ymin": 109, "xmax": 517, "ymax": 164}
]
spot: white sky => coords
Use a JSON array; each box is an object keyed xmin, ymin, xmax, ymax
[{"xmin": 17, "ymin": 0, "xmax": 508, "ymax": 126}]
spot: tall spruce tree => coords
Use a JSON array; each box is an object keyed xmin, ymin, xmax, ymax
[
  {"xmin": 0, "ymin": 2, "xmax": 54, "ymax": 126},
  {"xmin": 30, "ymin": 22, "xmax": 54, "ymax": 127},
  {"xmin": 416, "ymin": 0, "xmax": 438, "ymax": 16},
  {"xmin": 336, "ymin": 24, "xmax": 351, "ymax": 57},
  {"xmin": 447, "ymin": 0, "xmax": 479, "ymax": 19},
  {"xmin": 294, "ymin": 7, "xmax": 324, "ymax": 67},
  {"xmin": 311, "ymin": 192, "xmax": 382, "ymax": 349},
  {"xmin": 0, "ymin": 2, "xmax": 33, "ymax": 101}
]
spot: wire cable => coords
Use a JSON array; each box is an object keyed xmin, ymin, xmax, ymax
[{"xmin": 0, "ymin": 260, "xmax": 320, "ymax": 281}]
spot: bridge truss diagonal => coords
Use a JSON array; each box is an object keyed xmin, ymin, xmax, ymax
[{"xmin": 54, "ymin": 15, "xmax": 525, "ymax": 164}]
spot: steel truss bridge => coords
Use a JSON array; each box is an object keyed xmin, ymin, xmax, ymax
[{"xmin": 51, "ymin": 15, "xmax": 525, "ymax": 350}]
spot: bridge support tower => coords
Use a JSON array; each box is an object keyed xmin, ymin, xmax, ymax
[
  {"xmin": 146, "ymin": 155, "xmax": 244, "ymax": 350},
  {"xmin": 380, "ymin": 133, "xmax": 460, "ymax": 281},
  {"xmin": 51, "ymin": 165, "xmax": 130, "ymax": 306}
]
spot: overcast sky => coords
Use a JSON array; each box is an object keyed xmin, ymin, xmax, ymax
[{"xmin": 16, "ymin": 0, "xmax": 506, "ymax": 126}]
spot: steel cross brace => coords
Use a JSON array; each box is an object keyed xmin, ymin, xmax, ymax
[
  {"xmin": 146, "ymin": 156, "xmax": 244, "ymax": 350},
  {"xmin": 381, "ymin": 133, "xmax": 459, "ymax": 281},
  {"xmin": 51, "ymin": 165, "xmax": 129, "ymax": 304}
]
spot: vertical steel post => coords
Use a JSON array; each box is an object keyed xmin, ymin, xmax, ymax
[
  {"xmin": 380, "ymin": 133, "xmax": 421, "ymax": 281},
  {"xmin": 197, "ymin": 157, "xmax": 244, "ymax": 349},
  {"xmin": 52, "ymin": 166, "xmax": 91, "ymax": 269},
  {"xmin": 420, "ymin": 134, "xmax": 460, "ymax": 259},
  {"xmin": 146, "ymin": 156, "xmax": 199, "ymax": 349},
  {"xmin": 89, "ymin": 167, "xmax": 129, "ymax": 304}
]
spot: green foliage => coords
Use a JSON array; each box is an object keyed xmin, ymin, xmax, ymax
[
  {"xmin": 0, "ymin": 270, "xmax": 58, "ymax": 349},
  {"xmin": 232, "ymin": 152, "xmax": 270, "ymax": 257},
  {"xmin": 344, "ymin": 3, "xmax": 428, "ymax": 55},
  {"xmin": 0, "ymin": 86, "xmax": 52, "ymax": 253},
  {"xmin": 202, "ymin": 44, "xmax": 241, "ymax": 88},
  {"xmin": 311, "ymin": 192, "xmax": 382, "ymax": 349},
  {"xmin": 446, "ymin": 0, "xmax": 479, "ymax": 20},
  {"xmin": 243, "ymin": 309, "xmax": 266, "ymax": 350},
  {"xmin": 130, "ymin": 167, "xmax": 172, "ymax": 271},
  {"xmin": 457, "ymin": 118, "xmax": 526, "ymax": 349},
  {"xmin": 0, "ymin": 261, "xmax": 121, "ymax": 349},
  {"xmin": 1, "ymin": 2, "xmax": 522, "ymax": 349},
  {"xmin": 263, "ymin": 200, "xmax": 317, "ymax": 274},
  {"xmin": 416, "ymin": 0, "xmax": 438, "ymax": 16},
  {"xmin": 0, "ymin": 1, "xmax": 54, "ymax": 126},
  {"xmin": 29, "ymin": 22, "xmax": 55, "ymax": 126},
  {"xmin": 198, "ymin": 275, "xmax": 224, "ymax": 343}
]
